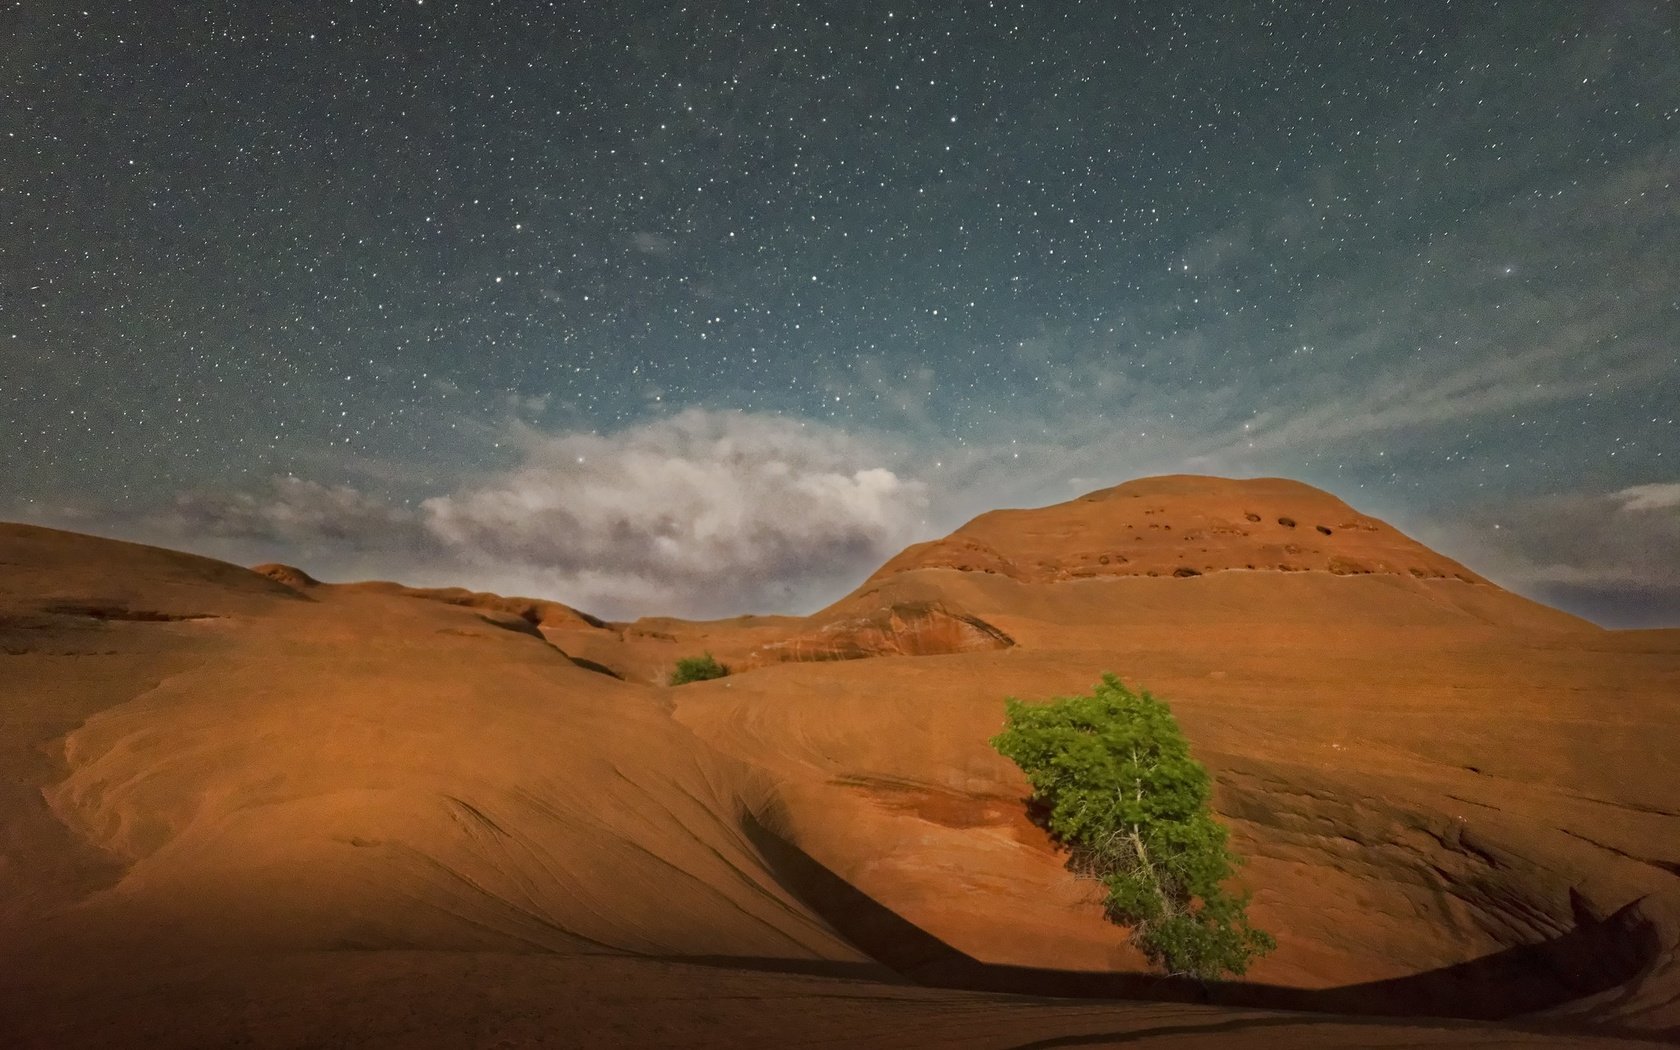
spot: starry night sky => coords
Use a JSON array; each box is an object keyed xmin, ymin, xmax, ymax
[{"xmin": 5, "ymin": 2, "xmax": 1678, "ymax": 623}]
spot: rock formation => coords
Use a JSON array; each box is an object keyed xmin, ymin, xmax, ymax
[{"xmin": 2, "ymin": 478, "xmax": 1677, "ymax": 1048}]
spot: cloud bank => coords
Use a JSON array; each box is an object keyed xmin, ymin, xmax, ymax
[
  {"xmin": 1412, "ymin": 480, "xmax": 1680, "ymax": 627},
  {"xmin": 162, "ymin": 410, "xmax": 929, "ymax": 619},
  {"xmin": 1613, "ymin": 483, "xmax": 1680, "ymax": 514}
]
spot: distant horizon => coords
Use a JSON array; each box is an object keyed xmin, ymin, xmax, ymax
[{"xmin": 11, "ymin": 467, "xmax": 1677, "ymax": 629}]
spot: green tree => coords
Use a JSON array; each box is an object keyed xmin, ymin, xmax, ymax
[
  {"xmin": 991, "ymin": 674, "xmax": 1274, "ymax": 980},
  {"xmin": 669, "ymin": 652, "xmax": 728, "ymax": 685}
]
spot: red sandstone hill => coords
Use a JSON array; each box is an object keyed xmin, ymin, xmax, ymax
[
  {"xmin": 2, "ymin": 477, "xmax": 1678, "ymax": 1049},
  {"xmin": 869, "ymin": 475, "xmax": 1488, "ymax": 584}
]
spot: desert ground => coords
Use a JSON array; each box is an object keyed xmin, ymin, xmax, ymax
[{"xmin": 3, "ymin": 475, "xmax": 1677, "ymax": 1048}]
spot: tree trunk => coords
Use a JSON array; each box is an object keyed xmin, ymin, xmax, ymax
[{"xmin": 1128, "ymin": 827, "xmax": 1175, "ymax": 919}]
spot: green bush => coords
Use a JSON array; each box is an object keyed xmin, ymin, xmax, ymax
[
  {"xmin": 991, "ymin": 674, "xmax": 1274, "ymax": 980},
  {"xmin": 669, "ymin": 652, "xmax": 728, "ymax": 685}
]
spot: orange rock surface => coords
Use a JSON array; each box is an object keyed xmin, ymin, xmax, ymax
[
  {"xmin": 869, "ymin": 475, "xmax": 1487, "ymax": 583},
  {"xmin": 3, "ymin": 476, "xmax": 1678, "ymax": 1048}
]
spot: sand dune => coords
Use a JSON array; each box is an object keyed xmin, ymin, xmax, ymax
[{"xmin": 3, "ymin": 478, "xmax": 1677, "ymax": 1048}]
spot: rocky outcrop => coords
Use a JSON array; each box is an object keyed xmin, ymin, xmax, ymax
[
  {"xmin": 749, "ymin": 601, "xmax": 1013, "ymax": 665},
  {"xmin": 869, "ymin": 475, "xmax": 1487, "ymax": 585},
  {"xmin": 251, "ymin": 563, "xmax": 320, "ymax": 590},
  {"xmin": 249, "ymin": 565, "xmax": 609, "ymax": 632},
  {"xmin": 343, "ymin": 581, "xmax": 608, "ymax": 632}
]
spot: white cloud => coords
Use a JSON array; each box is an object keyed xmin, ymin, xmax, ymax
[
  {"xmin": 159, "ymin": 411, "xmax": 930, "ymax": 620},
  {"xmin": 629, "ymin": 231, "xmax": 674, "ymax": 257},
  {"xmin": 422, "ymin": 410, "xmax": 929, "ymax": 616},
  {"xmin": 1613, "ymin": 482, "xmax": 1680, "ymax": 513},
  {"xmin": 168, "ymin": 477, "xmax": 418, "ymax": 543},
  {"xmin": 1411, "ymin": 485, "xmax": 1680, "ymax": 594}
]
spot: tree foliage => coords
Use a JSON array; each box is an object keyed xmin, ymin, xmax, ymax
[
  {"xmin": 669, "ymin": 652, "xmax": 728, "ymax": 685},
  {"xmin": 991, "ymin": 674, "xmax": 1274, "ymax": 980}
]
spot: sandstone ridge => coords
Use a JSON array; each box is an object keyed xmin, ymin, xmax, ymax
[{"xmin": 871, "ymin": 475, "xmax": 1485, "ymax": 585}]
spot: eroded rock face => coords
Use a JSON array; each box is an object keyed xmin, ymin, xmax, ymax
[
  {"xmin": 869, "ymin": 475, "xmax": 1484, "ymax": 584},
  {"xmin": 872, "ymin": 536, "xmax": 1028, "ymax": 581},
  {"xmin": 749, "ymin": 601, "xmax": 1014, "ymax": 665},
  {"xmin": 251, "ymin": 563, "xmax": 320, "ymax": 590},
  {"xmin": 248, "ymin": 566, "xmax": 610, "ymax": 632},
  {"xmin": 343, "ymin": 581, "xmax": 608, "ymax": 631}
]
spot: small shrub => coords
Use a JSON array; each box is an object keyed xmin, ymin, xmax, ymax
[
  {"xmin": 991, "ymin": 674, "xmax": 1274, "ymax": 980},
  {"xmin": 669, "ymin": 652, "xmax": 728, "ymax": 685}
]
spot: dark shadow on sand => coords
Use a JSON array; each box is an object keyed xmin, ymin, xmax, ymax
[{"xmin": 738, "ymin": 812, "xmax": 1663, "ymax": 1031}]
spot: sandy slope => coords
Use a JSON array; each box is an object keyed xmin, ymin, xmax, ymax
[
  {"xmin": 3, "ymin": 477, "xmax": 1678, "ymax": 1048},
  {"xmin": 2, "ymin": 525, "xmax": 850, "ymax": 963}
]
